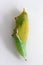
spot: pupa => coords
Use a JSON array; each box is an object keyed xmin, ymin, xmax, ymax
[{"xmin": 12, "ymin": 8, "xmax": 29, "ymax": 61}]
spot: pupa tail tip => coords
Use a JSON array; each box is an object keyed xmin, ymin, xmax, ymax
[{"xmin": 24, "ymin": 57, "xmax": 27, "ymax": 61}]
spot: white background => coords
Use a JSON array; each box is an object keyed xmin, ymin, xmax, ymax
[{"xmin": 0, "ymin": 0, "xmax": 43, "ymax": 65}]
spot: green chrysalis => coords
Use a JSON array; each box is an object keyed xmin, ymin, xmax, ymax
[{"xmin": 12, "ymin": 8, "xmax": 29, "ymax": 60}]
